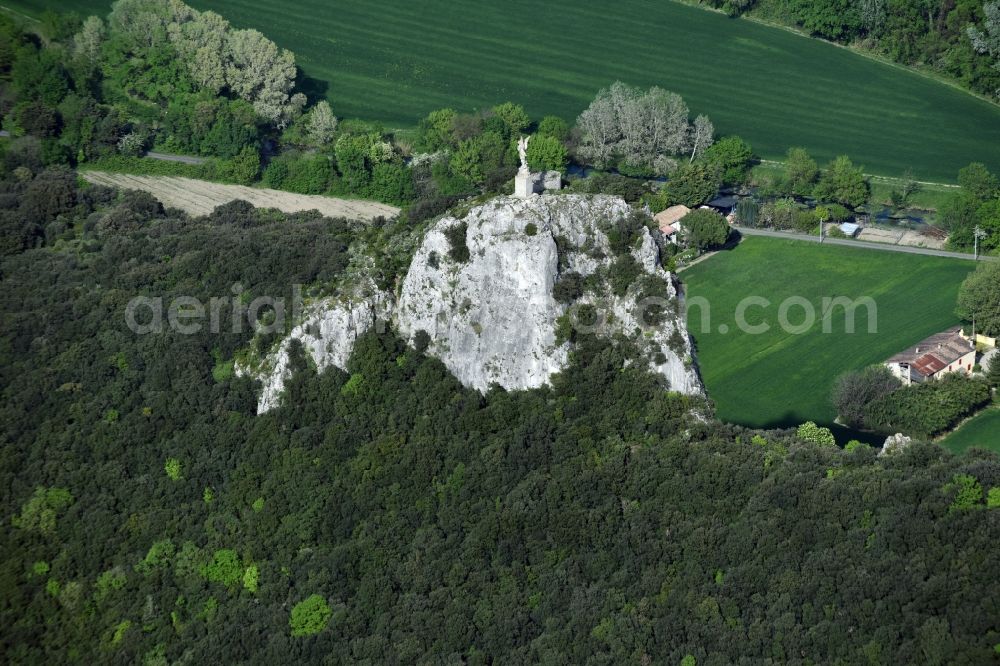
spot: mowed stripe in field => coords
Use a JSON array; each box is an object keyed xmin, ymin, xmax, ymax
[
  {"xmin": 7, "ymin": 0, "xmax": 1000, "ymax": 179},
  {"xmin": 682, "ymin": 236, "xmax": 974, "ymax": 431}
]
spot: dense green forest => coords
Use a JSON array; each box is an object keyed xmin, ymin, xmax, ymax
[
  {"xmin": 2, "ymin": 168, "xmax": 1000, "ymax": 663},
  {"xmin": 2, "ymin": 1, "xmax": 1000, "ymax": 661}
]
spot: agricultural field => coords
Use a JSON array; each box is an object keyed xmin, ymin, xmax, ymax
[
  {"xmin": 80, "ymin": 171, "xmax": 400, "ymax": 219},
  {"xmin": 940, "ymin": 408, "xmax": 1000, "ymax": 454},
  {"xmin": 682, "ymin": 236, "xmax": 975, "ymax": 442},
  {"xmin": 7, "ymin": 0, "xmax": 1000, "ymax": 181}
]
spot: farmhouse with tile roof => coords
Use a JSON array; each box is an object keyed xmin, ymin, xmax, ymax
[{"xmin": 884, "ymin": 327, "xmax": 976, "ymax": 385}]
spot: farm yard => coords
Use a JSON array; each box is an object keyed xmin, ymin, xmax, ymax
[
  {"xmin": 681, "ymin": 236, "xmax": 975, "ymax": 441},
  {"xmin": 80, "ymin": 171, "xmax": 400, "ymax": 220},
  {"xmin": 941, "ymin": 408, "xmax": 1000, "ymax": 454},
  {"xmin": 7, "ymin": 0, "xmax": 1000, "ymax": 181}
]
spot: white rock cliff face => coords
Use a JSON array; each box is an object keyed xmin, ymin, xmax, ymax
[
  {"xmin": 244, "ymin": 194, "xmax": 703, "ymax": 412},
  {"xmin": 236, "ymin": 282, "xmax": 392, "ymax": 414}
]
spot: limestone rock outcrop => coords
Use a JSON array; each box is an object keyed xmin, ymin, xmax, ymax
[
  {"xmin": 243, "ymin": 194, "xmax": 703, "ymax": 412},
  {"xmin": 879, "ymin": 433, "xmax": 913, "ymax": 456},
  {"xmin": 236, "ymin": 281, "xmax": 392, "ymax": 414},
  {"xmin": 396, "ymin": 194, "xmax": 701, "ymax": 394}
]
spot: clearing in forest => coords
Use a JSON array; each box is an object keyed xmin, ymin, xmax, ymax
[
  {"xmin": 682, "ymin": 236, "xmax": 974, "ymax": 441},
  {"xmin": 940, "ymin": 408, "xmax": 1000, "ymax": 454},
  {"xmin": 80, "ymin": 171, "xmax": 400, "ymax": 220}
]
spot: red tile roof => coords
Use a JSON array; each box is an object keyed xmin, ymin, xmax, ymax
[
  {"xmin": 887, "ymin": 327, "xmax": 973, "ymax": 373},
  {"xmin": 912, "ymin": 353, "xmax": 947, "ymax": 377}
]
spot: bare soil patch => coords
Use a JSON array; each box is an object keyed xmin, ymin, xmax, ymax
[{"xmin": 82, "ymin": 171, "xmax": 400, "ymax": 221}]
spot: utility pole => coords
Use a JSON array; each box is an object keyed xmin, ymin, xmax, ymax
[{"xmin": 973, "ymin": 226, "xmax": 987, "ymax": 261}]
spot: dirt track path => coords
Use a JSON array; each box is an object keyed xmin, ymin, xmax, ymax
[
  {"xmin": 81, "ymin": 171, "xmax": 400, "ymax": 221},
  {"xmin": 736, "ymin": 226, "xmax": 996, "ymax": 261}
]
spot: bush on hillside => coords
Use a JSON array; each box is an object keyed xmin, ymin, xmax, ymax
[{"xmin": 864, "ymin": 375, "xmax": 991, "ymax": 437}]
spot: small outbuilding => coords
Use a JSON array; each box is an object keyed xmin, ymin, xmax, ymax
[
  {"xmin": 654, "ymin": 205, "xmax": 690, "ymax": 243},
  {"xmin": 706, "ymin": 195, "xmax": 738, "ymax": 214}
]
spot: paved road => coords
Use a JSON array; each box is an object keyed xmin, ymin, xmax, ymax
[
  {"xmin": 145, "ymin": 151, "xmax": 208, "ymax": 165},
  {"xmin": 735, "ymin": 226, "xmax": 998, "ymax": 262}
]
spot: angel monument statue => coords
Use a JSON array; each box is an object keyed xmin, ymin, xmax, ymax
[{"xmin": 517, "ymin": 135, "xmax": 530, "ymax": 175}]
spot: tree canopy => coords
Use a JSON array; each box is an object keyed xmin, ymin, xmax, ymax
[{"xmin": 956, "ymin": 261, "xmax": 1000, "ymax": 336}]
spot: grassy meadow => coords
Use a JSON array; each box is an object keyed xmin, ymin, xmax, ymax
[
  {"xmin": 682, "ymin": 236, "xmax": 975, "ymax": 441},
  {"xmin": 940, "ymin": 408, "xmax": 1000, "ymax": 454},
  {"xmin": 7, "ymin": 0, "xmax": 1000, "ymax": 181}
]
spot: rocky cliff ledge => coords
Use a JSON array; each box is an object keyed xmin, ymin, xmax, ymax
[
  {"xmin": 241, "ymin": 194, "xmax": 703, "ymax": 412},
  {"xmin": 236, "ymin": 280, "xmax": 392, "ymax": 414}
]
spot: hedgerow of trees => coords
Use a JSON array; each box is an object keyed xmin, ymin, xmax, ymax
[{"xmin": 698, "ymin": 0, "xmax": 1000, "ymax": 102}]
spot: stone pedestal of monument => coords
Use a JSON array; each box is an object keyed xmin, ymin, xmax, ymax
[
  {"xmin": 514, "ymin": 171, "xmax": 537, "ymax": 198},
  {"xmin": 543, "ymin": 171, "xmax": 562, "ymax": 190}
]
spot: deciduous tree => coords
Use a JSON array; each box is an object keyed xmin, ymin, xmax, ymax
[
  {"xmin": 306, "ymin": 100, "xmax": 338, "ymax": 146},
  {"xmin": 680, "ymin": 208, "xmax": 730, "ymax": 251},
  {"xmin": 956, "ymin": 261, "xmax": 1000, "ymax": 336},
  {"xmin": 814, "ymin": 155, "xmax": 869, "ymax": 208}
]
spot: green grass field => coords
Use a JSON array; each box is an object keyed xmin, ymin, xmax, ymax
[
  {"xmin": 7, "ymin": 0, "xmax": 1000, "ymax": 181},
  {"xmin": 940, "ymin": 407, "xmax": 1000, "ymax": 454},
  {"xmin": 682, "ymin": 236, "xmax": 975, "ymax": 441}
]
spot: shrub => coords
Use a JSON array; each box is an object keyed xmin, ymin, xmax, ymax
[
  {"xmin": 792, "ymin": 209, "xmax": 819, "ymax": 233},
  {"xmin": 406, "ymin": 194, "xmax": 462, "ymax": 224},
  {"xmin": 947, "ymin": 474, "xmax": 983, "ymax": 511},
  {"xmin": 82, "ymin": 155, "xmax": 223, "ymax": 180},
  {"xmin": 832, "ymin": 365, "xmax": 901, "ymax": 428},
  {"xmin": 526, "ymin": 135, "xmax": 568, "ymax": 172},
  {"xmin": 367, "ymin": 162, "xmax": 414, "ymax": 205},
  {"xmin": 609, "ymin": 255, "xmax": 642, "ymax": 297},
  {"xmin": 864, "ymin": 375, "xmax": 991, "ymax": 437},
  {"xmin": 605, "ymin": 211, "xmax": 647, "ymax": 256},
  {"xmin": 703, "ymin": 135, "xmax": 753, "ymax": 184},
  {"xmin": 553, "ymin": 272, "xmax": 584, "ymax": 303},
  {"xmin": 263, "ymin": 160, "xmax": 290, "ymax": 189},
  {"xmin": 201, "ymin": 549, "xmax": 242, "ymax": 587},
  {"xmin": 222, "ymin": 146, "xmax": 260, "ymax": 186},
  {"xmin": 412, "ymin": 330, "xmax": 431, "ymax": 353},
  {"xmin": 680, "ymin": 209, "xmax": 730, "ymax": 251},
  {"xmin": 537, "ymin": 115, "xmax": 569, "ymax": 141},
  {"xmin": 797, "ymin": 421, "xmax": 837, "ymax": 446},
  {"xmin": 444, "ymin": 222, "xmax": 470, "ymax": 263},
  {"xmin": 664, "ymin": 161, "xmax": 721, "ymax": 207},
  {"xmin": 633, "ymin": 274, "xmax": 672, "ymax": 326},
  {"xmin": 283, "ymin": 155, "xmax": 332, "ymax": 194},
  {"xmin": 576, "ymin": 173, "xmax": 647, "ymax": 202},
  {"xmin": 290, "ymin": 594, "xmax": 333, "ymax": 636}
]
